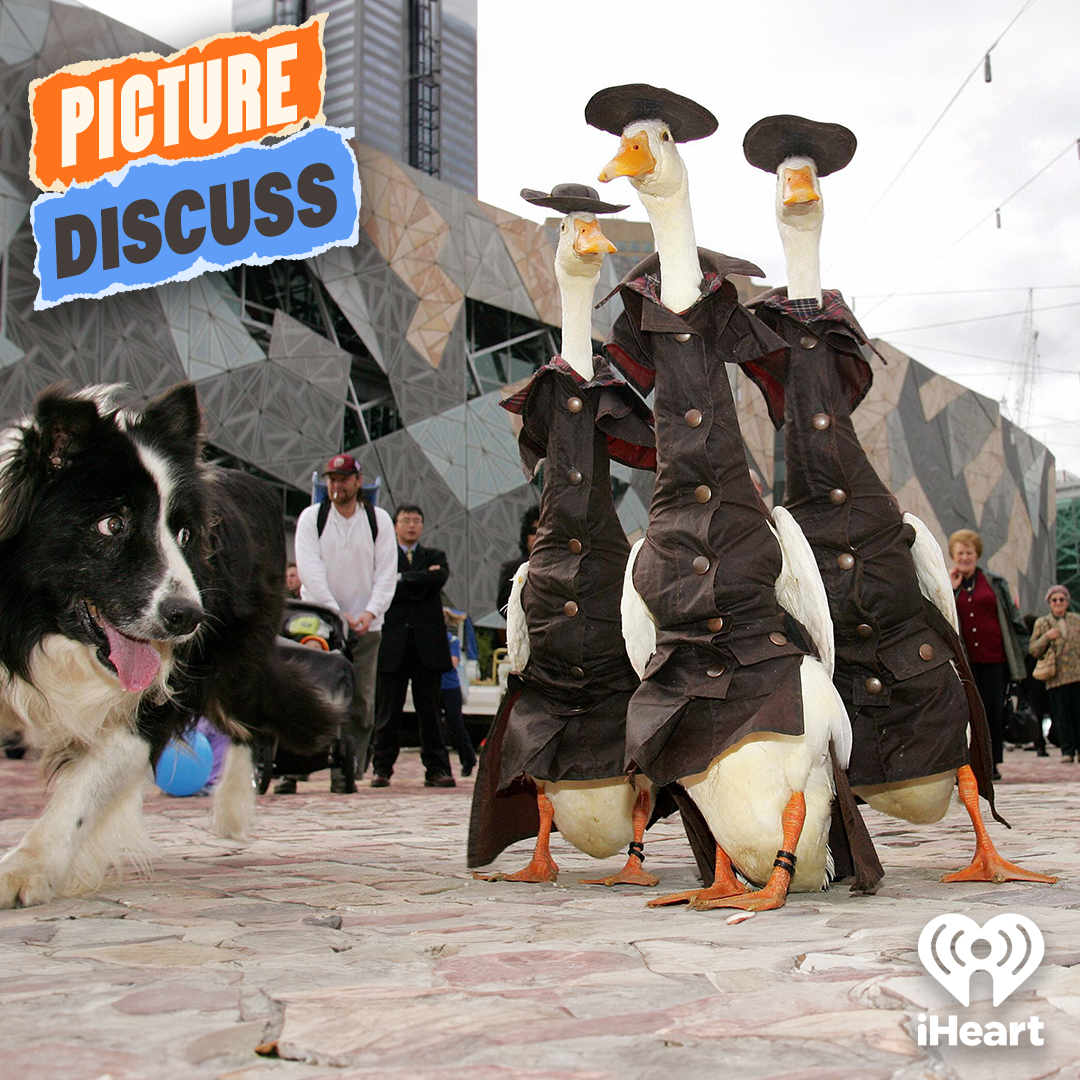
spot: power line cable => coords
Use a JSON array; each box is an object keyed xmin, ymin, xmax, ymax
[
  {"xmin": 887, "ymin": 340, "xmax": 1077, "ymax": 374},
  {"xmin": 827, "ymin": 0, "xmax": 1039, "ymax": 273},
  {"xmin": 872, "ymin": 298, "xmax": 1080, "ymax": 334},
  {"xmin": 854, "ymin": 284, "xmax": 1080, "ymax": 299},
  {"xmin": 861, "ymin": 140, "xmax": 1079, "ymax": 320}
]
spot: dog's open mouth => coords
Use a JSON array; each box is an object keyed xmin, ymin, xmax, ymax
[{"xmin": 84, "ymin": 602, "xmax": 162, "ymax": 693}]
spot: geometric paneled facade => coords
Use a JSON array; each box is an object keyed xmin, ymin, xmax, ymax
[{"xmin": 0, "ymin": 0, "xmax": 1055, "ymax": 625}]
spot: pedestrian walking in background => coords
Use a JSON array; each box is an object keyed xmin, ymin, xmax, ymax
[
  {"xmin": 440, "ymin": 616, "xmax": 477, "ymax": 778},
  {"xmin": 293, "ymin": 455, "xmax": 398, "ymax": 793},
  {"xmin": 285, "ymin": 562, "xmax": 302, "ymax": 599},
  {"xmin": 1030, "ymin": 586, "xmax": 1080, "ymax": 762},
  {"xmin": 370, "ymin": 505, "xmax": 456, "ymax": 788},
  {"xmin": 949, "ymin": 529, "xmax": 1028, "ymax": 780}
]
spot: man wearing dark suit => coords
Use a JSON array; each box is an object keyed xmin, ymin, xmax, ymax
[{"xmin": 370, "ymin": 505, "xmax": 456, "ymax": 787}]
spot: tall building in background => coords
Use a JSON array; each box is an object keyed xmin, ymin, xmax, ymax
[{"xmin": 233, "ymin": 0, "xmax": 477, "ymax": 194}]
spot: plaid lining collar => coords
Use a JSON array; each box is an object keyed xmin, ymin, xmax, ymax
[
  {"xmin": 500, "ymin": 355, "xmax": 629, "ymax": 415},
  {"xmin": 596, "ymin": 248, "xmax": 765, "ymax": 310},
  {"xmin": 754, "ymin": 288, "xmax": 870, "ymax": 342},
  {"xmin": 621, "ymin": 268, "xmax": 727, "ymax": 308}
]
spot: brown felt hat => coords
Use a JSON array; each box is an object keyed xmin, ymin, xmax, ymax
[
  {"xmin": 585, "ymin": 83, "xmax": 718, "ymax": 143},
  {"xmin": 743, "ymin": 114, "xmax": 857, "ymax": 177},
  {"xmin": 520, "ymin": 183, "xmax": 628, "ymax": 215}
]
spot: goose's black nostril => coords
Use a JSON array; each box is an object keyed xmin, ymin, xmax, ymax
[{"xmin": 160, "ymin": 597, "xmax": 204, "ymax": 635}]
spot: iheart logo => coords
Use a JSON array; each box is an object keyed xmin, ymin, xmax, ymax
[{"xmin": 919, "ymin": 913, "xmax": 1043, "ymax": 1007}]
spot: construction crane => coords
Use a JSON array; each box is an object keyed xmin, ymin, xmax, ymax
[{"xmin": 1007, "ymin": 288, "xmax": 1040, "ymax": 429}]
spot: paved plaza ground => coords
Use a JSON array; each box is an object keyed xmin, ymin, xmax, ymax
[{"xmin": 1, "ymin": 744, "xmax": 1078, "ymax": 1080}]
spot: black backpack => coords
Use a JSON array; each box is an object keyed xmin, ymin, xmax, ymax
[{"xmin": 316, "ymin": 497, "xmax": 378, "ymax": 540}]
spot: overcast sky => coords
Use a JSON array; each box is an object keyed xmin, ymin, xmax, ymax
[{"xmin": 83, "ymin": 0, "xmax": 1080, "ymax": 474}]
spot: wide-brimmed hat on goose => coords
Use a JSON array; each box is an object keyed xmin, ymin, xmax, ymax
[
  {"xmin": 520, "ymin": 183, "xmax": 628, "ymax": 215},
  {"xmin": 743, "ymin": 114, "xmax": 857, "ymax": 177},
  {"xmin": 585, "ymin": 83, "xmax": 718, "ymax": 142}
]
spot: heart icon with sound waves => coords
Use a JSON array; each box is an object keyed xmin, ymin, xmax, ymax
[{"xmin": 918, "ymin": 913, "xmax": 1044, "ymax": 1007}]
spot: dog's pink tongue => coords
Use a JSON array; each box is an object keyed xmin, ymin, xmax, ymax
[{"xmin": 101, "ymin": 621, "xmax": 161, "ymax": 692}]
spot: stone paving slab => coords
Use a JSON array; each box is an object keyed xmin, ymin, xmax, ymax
[{"xmin": 1, "ymin": 745, "xmax": 1078, "ymax": 1080}]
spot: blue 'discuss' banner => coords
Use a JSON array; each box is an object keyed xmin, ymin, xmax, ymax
[{"xmin": 31, "ymin": 125, "xmax": 360, "ymax": 309}]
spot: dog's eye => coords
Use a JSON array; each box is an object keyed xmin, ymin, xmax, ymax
[
  {"xmin": 176, "ymin": 527, "xmax": 191, "ymax": 547},
  {"xmin": 96, "ymin": 515, "xmax": 125, "ymax": 537}
]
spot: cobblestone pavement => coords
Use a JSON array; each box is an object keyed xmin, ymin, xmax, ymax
[{"xmin": 1, "ymin": 744, "xmax": 1078, "ymax": 1080}]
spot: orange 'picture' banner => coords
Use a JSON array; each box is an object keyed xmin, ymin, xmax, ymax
[{"xmin": 29, "ymin": 15, "xmax": 326, "ymax": 192}]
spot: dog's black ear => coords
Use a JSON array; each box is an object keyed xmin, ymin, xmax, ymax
[
  {"xmin": 139, "ymin": 382, "xmax": 203, "ymax": 450},
  {"xmin": 32, "ymin": 389, "xmax": 107, "ymax": 473},
  {"xmin": 0, "ymin": 388, "xmax": 106, "ymax": 542}
]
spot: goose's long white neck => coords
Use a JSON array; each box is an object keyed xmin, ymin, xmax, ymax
[
  {"xmin": 639, "ymin": 182, "xmax": 701, "ymax": 314},
  {"xmin": 780, "ymin": 222, "xmax": 822, "ymax": 304},
  {"xmin": 556, "ymin": 266, "xmax": 601, "ymax": 380}
]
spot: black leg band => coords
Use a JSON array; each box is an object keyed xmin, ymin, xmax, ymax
[
  {"xmin": 628, "ymin": 840, "xmax": 645, "ymax": 863},
  {"xmin": 773, "ymin": 848, "xmax": 797, "ymax": 876}
]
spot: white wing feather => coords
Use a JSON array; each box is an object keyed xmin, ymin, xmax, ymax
[
  {"xmin": 904, "ymin": 512, "xmax": 959, "ymax": 633},
  {"xmin": 505, "ymin": 560, "xmax": 531, "ymax": 670},
  {"xmin": 770, "ymin": 506, "xmax": 835, "ymax": 678},
  {"xmin": 621, "ymin": 538, "xmax": 656, "ymax": 678}
]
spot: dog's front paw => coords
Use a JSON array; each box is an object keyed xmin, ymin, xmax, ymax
[{"xmin": 0, "ymin": 853, "xmax": 53, "ymax": 908}]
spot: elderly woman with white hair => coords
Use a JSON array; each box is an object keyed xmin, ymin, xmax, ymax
[{"xmin": 1030, "ymin": 585, "xmax": 1080, "ymax": 762}]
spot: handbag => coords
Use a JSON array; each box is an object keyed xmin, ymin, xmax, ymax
[{"xmin": 1033, "ymin": 642, "xmax": 1057, "ymax": 682}]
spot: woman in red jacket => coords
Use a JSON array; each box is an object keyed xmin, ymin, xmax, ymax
[{"xmin": 949, "ymin": 529, "xmax": 1028, "ymax": 779}]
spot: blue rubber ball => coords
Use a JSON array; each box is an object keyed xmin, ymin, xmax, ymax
[{"xmin": 155, "ymin": 731, "xmax": 214, "ymax": 796}]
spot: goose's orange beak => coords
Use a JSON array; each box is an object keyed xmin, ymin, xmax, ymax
[
  {"xmin": 574, "ymin": 217, "xmax": 616, "ymax": 256},
  {"xmin": 599, "ymin": 131, "xmax": 656, "ymax": 183},
  {"xmin": 782, "ymin": 166, "xmax": 820, "ymax": 206}
]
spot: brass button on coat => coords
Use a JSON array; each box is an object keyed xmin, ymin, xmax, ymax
[
  {"xmin": 856, "ymin": 623, "xmax": 874, "ymax": 639},
  {"xmin": 769, "ymin": 631, "xmax": 788, "ymax": 646},
  {"xmin": 707, "ymin": 664, "xmax": 725, "ymax": 678},
  {"xmin": 706, "ymin": 617, "xmax": 724, "ymax": 632},
  {"xmin": 567, "ymin": 468, "xmax": 582, "ymax": 485},
  {"xmin": 865, "ymin": 676, "xmax": 883, "ymax": 695},
  {"xmin": 919, "ymin": 644, "xmax": 935, "ymax": 661},
  {"xmin": 837, "ymin": 553, "xmax": 855, "ymax": 570},
  {"xmin": 812, "ymin": 413, "xmax": 831, "ymax": 430},
  {"xmin": 563, "ymin": 601, "xmax": 578, "ymax": 618},
  {"xmin": 674, "ymin": 332, "xmax": 692, "ymax": 342},
  {"xmin": 684, "ymin": 408, "xmax": 703, "ymax": 428},
  {"xmin": 828, "ymin": 488, "xmax": 847, "ymax": 505},
  {"xmin": 800, "ymin": 335, "xmax": 819, "ymax": 349},
  {"xmin": 566, "ymin": 396, "xmax": 583, "ymax": 413},
  {"xmin": 567, "ymin": 538, "xmax": 582, "ymax": 555},
  {"xmin": 693, "ymin": 556, "xmax": 710, "ymax": 575},
  {"xmin": 694, "ymin": 484, "xmax": 712, "ymax": 503},
  {"xmin": 571, "ymin": 666, "xmax": 584, "ymax": 679}
]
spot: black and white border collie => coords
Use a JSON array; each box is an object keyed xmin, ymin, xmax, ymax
[{"xmin": 0, "ymin": 382, "xmax": 340, "ymax": 908}]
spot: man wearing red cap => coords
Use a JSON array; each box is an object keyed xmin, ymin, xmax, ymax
[{"xmin": 294, "ymin": 454, "xmax": 398, "ymax": 792}]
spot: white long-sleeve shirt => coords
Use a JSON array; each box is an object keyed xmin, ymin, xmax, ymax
[{"xmin": 294, "ymin": 500, "xmax": 398, "ymax": 631}]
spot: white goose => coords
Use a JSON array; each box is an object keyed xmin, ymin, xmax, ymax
[
  {"xmin": 600, "ymin": 114, "xmax": 852, "ymax": 910},
  {"xmin": 767, "ymin": 146, "xmax": 1055, "ymax": 885},
  {"xmin": 481, "ymin": 205, "xmax": 657, "ymax": 888}
]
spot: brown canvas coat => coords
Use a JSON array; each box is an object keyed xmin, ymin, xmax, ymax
[
  {"xmin": 602, "ymin": 253, "xmax": 884, "ymax": 890},
  {"xmin": 601, "ymin": 251, "xmax": 808, "ymax": 783},
  {"xmin": 747, "ymin": 289, "xmax": 1000, "ymax": 822},
  {"xmin": 466, "ymin": 357, "xmax": 655, "ymax": 869}
]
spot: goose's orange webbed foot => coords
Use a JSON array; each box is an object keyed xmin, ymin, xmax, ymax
[
  {"xmin": 473, "ymin": 790, "xmax": 559, "ymax": 883},
  {"xmin": 942, "ymin": 766, "xmax": 1057, "ymax": 884},
  {"xmin": 648, "ymin": 843, "xmax": 743, "ymax": 907},
  {"xmin": 583, "ymin": 791, "xmax": 660, "ymax": 886}
]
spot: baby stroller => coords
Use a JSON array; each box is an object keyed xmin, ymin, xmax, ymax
[{"xmin": 252, "ymin": 599, "xmax": 356, "ymax": 793}]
